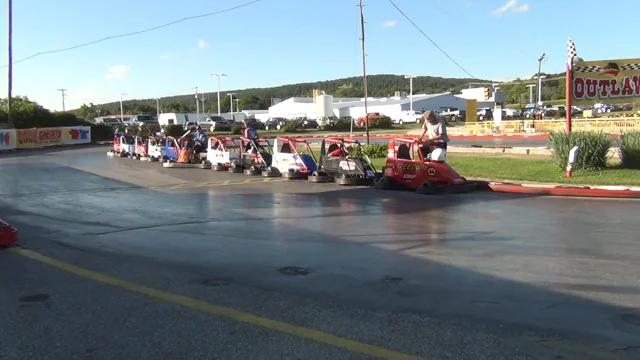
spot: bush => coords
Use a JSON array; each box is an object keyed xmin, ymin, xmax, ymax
[
  {"xmin": 351, "ymin": 143, "xmax": 388, "ymax": 158},
  {"xmin": 620, "ymin": 131, "xmax": 640, "ymax": 169},
  {"xmin": 231, "ymin": 124, "xmax": 243, "ymax": 135},
  {"xmin": 282, "ymin": 121, "xmax": 298, "ymax": 133},
  {"xmin": 549, "ymin": 131, "xmax": 613, "ymax": 170},
  {"xmin": 163, "ymin": 124, "xmax": 186, "ymax": 137},
  {"xmin": 320, "ymin": 117, "xmax": 351, "ymax": 131},
  {"xmin": 91, "ymin": 124, "xmax": 115, "ymax": 141},
  {"xmin": 370, "ymin": 115, "xmax": 393, "ymax": 129}
]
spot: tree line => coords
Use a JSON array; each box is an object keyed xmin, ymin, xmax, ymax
[{"xmin": 69, "ymin": 73, "xmax": 570, "ymax": 119}]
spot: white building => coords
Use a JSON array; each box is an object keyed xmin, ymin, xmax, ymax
[
  {"xmin": 268, "ymin": 93, "xmax": 472, "ymax": 121},
  {"xmin": 457, "ymin": 87, "xmax": 507, "ymax": 109}
]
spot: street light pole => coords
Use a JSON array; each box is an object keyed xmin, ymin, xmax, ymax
[
  {"xmin": 7, "ymin": 0, "xmax": 13, "ymax": 127},
  {"xmin": 154, "ymin": 98, "xmax": 160, "ymax": 116},
  {"xmin": 194, "ymin": 86, "xmax": 200, "ymax": 121},
  {"xmin": 404, "ymin": 75, "xmax": 416, "ymax": 112},
  {"xmin": 120, "ymin": 93, "xmax": 127, "ymax": 122},
  {"xmin": 228, "ymin": 93, "xmax": 236, "ymax": 114},
  {"xmin": 526, "ymin": 84, "xmax": 536, "ymax": 103},
  {"xmin": 536, "ymin": 53, "xmax": 547, "ymax": 105},
  {"xmin": 209, "ymin": 73, "xmax": 227, "ymax": 116},
  {"xmin": 234, "ymin": 98, "xmax": 239, "ymax": 113}
]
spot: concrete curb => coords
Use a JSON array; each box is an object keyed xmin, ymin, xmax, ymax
[{"xmin": 481, "ymin": 181, "xmax": 640, "ymax": 198}]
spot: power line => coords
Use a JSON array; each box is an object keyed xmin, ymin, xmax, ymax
[
  {"xmin": 387, "ymin": 0, "xmax": 475, "ymax": 78},
  {"xmin": 1, "ymin": 0, "xmax": 261, "ymax": 68}
]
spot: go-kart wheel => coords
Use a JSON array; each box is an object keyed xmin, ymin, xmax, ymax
[
  {"xmin": 416, "ymin": 180, "xmax": 444, "ymax": 195},
  {"xmin": 229, "ymin": 165, "xmax": 244, "ymax": 173},
  {"xmin": 118, "ymin": 152, "xmax": 127, "ymax": 157},
  {"xmin": 308, "ymin": 171, "xmax": 333, "ymax": 183},
  {"xmin": 244, "ymin": 166, "xmax": 261, "ymax": 176},
  {"xmin": 212, "ymin": 163, "xmax": 228, "ymax": 171},
  {"xmin": 282, "ymin": 169, "xmax": 305, "ymax": 179},
  {"xmin": 199, "ymin": 162, "xmax": 212, "ymax": 169},
  {"xmin": 262, "ymin": 166, "xmax": 281, "ymax": 177},
  {"xmin": 150, "ymin": 156, "xmax": 158, "ymax": 162},
  {"xmin": 335, "ymin": 174, "xmax": 359, "ymax": 186},
  {"xmin": 373, "ymin": 176, "xmax": 394, "ymax": 190}
]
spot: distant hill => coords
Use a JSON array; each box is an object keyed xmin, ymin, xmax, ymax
[{"xmin": 70, "ymin": 73, "xmax": 567, "ymax": 118}]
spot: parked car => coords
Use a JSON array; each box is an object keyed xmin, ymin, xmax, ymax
[
  {"xmin": 356, "ymin": 112, "xmax": 382, "ymax": 126},
  {"xmin": 396, "ymin": 110, "xmax": 423, "ymax": 124},
  {"xmin": 123, "ymin": 114, "xmax": 158, "ymax": 127},
  {"xmin": 291, "ymin": 117, "xmax": 319, "ymax": 129},
  {"xmin": 264, "ymin": 117, "xmax": 288, "ymax": 130},
  {"xmin": 243, "ymin": 117, "xmax": 266, "ymax": 130},
  {"xmin": 439, "ymin": 107, "xmax": 466, "ymax": 121},
  {"xmin": 477, "ymin": 108, "xmax": 493, "ymax": 121},
  {"xmin": 198, "ymin": 115, "xmax": 233, "ymax": 131}
]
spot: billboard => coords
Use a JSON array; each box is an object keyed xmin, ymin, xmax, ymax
[{"xmin": 572, "ymin": 58, "xmax": 640, "ymax": 105}]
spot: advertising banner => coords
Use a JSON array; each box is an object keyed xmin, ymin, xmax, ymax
[
  {"xmin": 61, "ymin": 126, "xmax": 91, "ymax": 145},
  {"xmin": 0, "ymin": 129, "xmax": 17, "ymax": 151},
  {"xmin": 37, "ymin": 127, "xmax": 62, "ymax": 146},
  {"xmin": 16, "ymin": 128, "xmax": 39, "ymax": 149},
  {"xmin": 572, "ymin": 57, "xmax": 640, "ymax": 105}
]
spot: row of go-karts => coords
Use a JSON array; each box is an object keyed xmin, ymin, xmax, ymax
[{"xmin": 107, "ymin": 130, "xmax": 479, "ymax": 193}]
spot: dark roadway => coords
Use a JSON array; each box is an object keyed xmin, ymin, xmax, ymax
[{"xmin": 0, "ymin": 146, "xmax": 639, "ymax": 360}]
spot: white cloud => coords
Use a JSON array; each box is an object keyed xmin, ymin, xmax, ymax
[
  {"xmin": 159, "ymin": 53, "xmax": 172, "ymax": 60},
  {"xmin": 198, "ymin": 40, "xmax": 207, "ymax": 48},
  {"xmin": 381, "ymin": 20, "xmax": 397, "ymax": 28},
  {"xmin": 105, "ymin": 65, "xmax": 130, "ymax": 80},
  {"xmin": 492, "ymin": 0, "xmax": 530, "ymax": 16}
]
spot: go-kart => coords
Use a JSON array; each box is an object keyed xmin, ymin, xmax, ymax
[
  {"xmin": 107, "ymin": 132, "xmax": 135, "ymax": 157},
  {"xmin": 145, "ymin": 135, "xmax": 168, "ymax": 162},
  {"xmin": 162, "ymin": 135, "xmax": 211, "ymax": 169},
  {"xmin": 131, "ymin": 136, "xmax": 149, "ymax": 160},
  {"xmin": 311, "ymin": 137, "xmax": 380, "ymax": 185},
  {"xmin": 262, "ymin": 137, "xmax": 318, "ymax": 179},
  {"xmin": 373, "ymin": 137, "xmax": 479, "ymax": 194},
  {"xmin": 235, "ymin": 137, "xmax": 273, "ymax": 175},
  {"xmin": 207, "ymin": 137, "xmax": 241, "ymax": 171}
]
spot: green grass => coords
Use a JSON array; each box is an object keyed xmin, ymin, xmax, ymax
[{"xmin": 365, "ymin": 155, "xmax": 640, "ymax": 186}]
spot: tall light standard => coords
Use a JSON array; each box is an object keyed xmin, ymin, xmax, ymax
[
  {"xmin": 404, "ymin": 75, "xmax": 417, "ymax": 112},
  {"xmin": 209, "ymin": 73, "xmax": 227, "ymax": 116},
  {"xmin": 536, "ymin": 53, "xmax": 547, "ymax": 104},
  {"xmin": 535, "ymin": 75, "xmax": 546, "ymax": 105},
  {"xmin": 120, "ymin": 93, "xmax": 127, "ymax": 122},
  {"xmin": 234, "ymin": 98, "xmax": 240, "ymax": 113},
  {"xmin": 526, "ymin": 84, "xmax": 536, "ymax": 103},
  {"xmin": 228, "ymin": 93, "xmax": 236, "ymax": 114},
  {"xmin": 153, "ymin": 98, "xmax": 160, "ymax": 116}
]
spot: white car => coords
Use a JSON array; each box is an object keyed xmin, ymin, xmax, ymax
[{"xmin": 396, "ymin": 110, "xmax": 423, "ymax": 124}]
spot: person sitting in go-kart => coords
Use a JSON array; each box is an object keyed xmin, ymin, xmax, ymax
[
  {"xmin": 328, "ymin": 145, "xmax": 353, "ymax": 158},
  {"xmin": 193, "ymin": 126, "xmax": 207, "ymax": 157},
  {"xmin": 417, "ymin": 110, "xmax": 449, "ymax": 159},
  {"xmin": 243, "ymin": 121, "xmax": 263, "ymax": 152}
]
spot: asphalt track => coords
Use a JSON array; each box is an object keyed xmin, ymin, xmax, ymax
[{"xmin": 1, "ymin": 145, "xmax": 639, "ymax": 360}]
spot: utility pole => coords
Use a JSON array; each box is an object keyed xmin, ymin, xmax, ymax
[
  {"xmin": 200, "ymin": 95, "xmax": 205, "ymax": 114},
  {"xmin": 404, "ymin": 75, "xmax": 416, "ymax": 112},
  {"xmin": 209, "ymin": 73, "xmax": 227, "ymax": 116},
  {"xmin": 359, "ymin": 0, "xmax": 369, "ymax": 144},
  {"xmin": 536, "ymin": 53, "xmax": 547, "ymax": 115},
  {"xmin": 228, "ymin": 93, "xmax": 236, "ymax": 114},
  {"xmin": 194, "ymin": 87, "xmax": 200, "ymax": 121},
  {"xmin": 119, "ymin": 93, "xmax": 127, "ymax": 123},
  {"xmin": 57, "ymin": 89, "xmax": 68, "ymax": 111},
  {"xmin": 7, "ymin": 0, "xmax": 13, "ymax": 127},
  {"xmin": 235, "ymin": 98, "xmax": 240, "ymax": 113}
]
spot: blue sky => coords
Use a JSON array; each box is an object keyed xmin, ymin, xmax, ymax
[{"xmin": 1, "ymin": 0, "xmax": 639, "ymax": 111}]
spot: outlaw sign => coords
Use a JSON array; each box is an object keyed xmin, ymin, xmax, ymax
[{"xmin": 571, "ymin": 57, "xmax": 640, "ymax": 105}]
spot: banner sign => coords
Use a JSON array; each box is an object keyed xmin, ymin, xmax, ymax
[
  {"xmin": 37, "ymin": 127, "xmax": 62, "ymax": 145},
  {"xmin": 572, "ymin": 57, "xmax": 640, "ymax": 105},
  {"xmin": 16, "ymin": 128, "xmax": 39, "ymax": 148},
  {"xmin": 0, "ymin": 129, "xmax": 17, "ymax": 150},
  {"xmin": 62, "ymin": 126, "xmax": 91, "ymax": 144}
]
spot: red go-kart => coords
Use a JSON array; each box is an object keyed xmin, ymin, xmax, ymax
[{"xmin": 373, "ymin": 137, "xmax": 479, "ymax": 194}]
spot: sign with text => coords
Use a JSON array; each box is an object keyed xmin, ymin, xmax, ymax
[
  {"xmin": 572, "ymin": 57, "xmax": 640, "ymax": 105},
  {"xmin": 16, "ymin": 128, "xmax": 39, "ymax": 148},
  {"xmin": 62, "ymin": 126, "xmax": 91, "ymax": 144},
  {"xmin": 37, "ymin": 127, "xmax": 62, "ymax": 145},
  {"xmin": 0, "ymin": 129, "xmax": 17, "ymax": 150}
]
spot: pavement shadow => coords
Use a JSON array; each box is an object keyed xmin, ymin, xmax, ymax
[{"xmin": 0, "ymin": 161, "xmax": 639, "ymax": 355}]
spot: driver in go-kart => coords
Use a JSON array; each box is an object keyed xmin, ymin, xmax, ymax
[
  {"xmin": 328, "ymin": 145, "xmax": 353, "ymax": 157},
  {"xmin": 193, "ymin": 126, "xmax": 207, "ymax": 155},
  {"xmin": 243, "ymin": 121, "xmax": 263, "ymax": 152},
  {"xmin": 417, "ymin": 110, "xmax": 449, "ymax": 159}
]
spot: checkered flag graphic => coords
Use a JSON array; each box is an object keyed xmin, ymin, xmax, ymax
[
  {"xmin": 621, "ymin": 64, "xmax": 640, "ymax": 71},
  {"xmin": 567, "ymin": 37, "xmax": 578, "ymax": 70}
]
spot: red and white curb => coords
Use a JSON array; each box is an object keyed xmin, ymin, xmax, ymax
[{"xmin": 483, "ymin": 182, "xmax": 640, "ymax": 198}]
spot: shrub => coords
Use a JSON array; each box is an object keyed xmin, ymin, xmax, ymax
[
  {"xmin": 231, "ymin": 124, "xmax": 243, "ymax": 135},
  {"xmin": 91, "ymin": 124, "xmax": 115, "ymax": 141},
  {"xmin": 620, "ymin": 131, "xmax": 640, "ymax": 169},
  {"xmin": 549, "ymin": 131, "xmax": 613, "ymax": 170},
  {"xmin": 351, "ymin": 143, "xmax": 388, "ymax": 158},
  {"xmin": 282, "ymin": 121, "xmax": 298, "ymax": 133},
  {"xmin": 369, "ymin": 115, "xmax": 393, "ymax": 129},
  {"xmin": 163, "ymin": 124, "xmax": 186, "ymax": 137},
  {"xmin": 320, "ymin": 117, "xmax": 352, "ymax": 131}
]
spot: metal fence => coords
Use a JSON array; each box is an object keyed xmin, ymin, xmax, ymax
[{"xmin": 461, "ymin": 117, "xmax": 640, "ymax": 135}]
